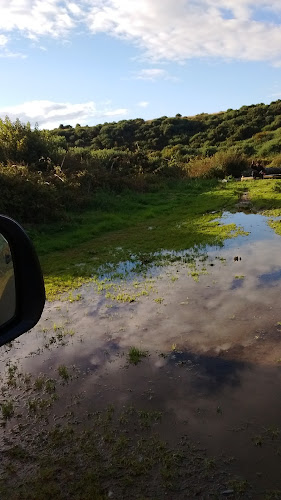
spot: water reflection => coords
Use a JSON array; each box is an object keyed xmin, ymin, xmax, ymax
[
  {"xmin": 2, "ymin": 211, "xmax": 281, "ymax": 493},
  {"xmin": 167, "ymin": 350, "xmax": 245, "ymax": 394},
  {"xmin": 258, "ymin": 268, "xmax": 281, "ymax": 286},
  {"xmin": 4, "ymin": 212, "xmax": 281, "ymax": 369}
]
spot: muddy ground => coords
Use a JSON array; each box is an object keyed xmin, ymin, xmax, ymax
[{"xmin": 1, "ymin": 211, "xmax": 281, "ymax": 498}]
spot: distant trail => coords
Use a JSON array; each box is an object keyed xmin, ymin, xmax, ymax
[{"xmin": 236, "ymin": 190, "xmax": 252, "ymax": 210}]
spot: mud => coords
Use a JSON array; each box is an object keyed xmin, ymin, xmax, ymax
[{"xmin": 2, "ymin": 211, "xmax": 281, "ymax": 497}]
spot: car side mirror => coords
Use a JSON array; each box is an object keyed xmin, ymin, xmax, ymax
[{"xmin": 0, "ymin": 215, "xmax": 45, "ymax": 347}]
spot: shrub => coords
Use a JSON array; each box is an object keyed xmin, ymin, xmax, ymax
[
  {"xmin": 187, "ymin": 151, "xmax": 248, "ymax": 179},
  {"xmin": 0, "ymin": 117, "xmax": 64, "ymax": 167},
  {"xmin": 266, "ymin": 154, "xmax": 281, "ymax": 173},
  {"xmin": 213, "ymin": 151, "xmax": 249, "ymax": 177},
  {"xmin": 188, "ymin": 156, "xmax": 219, "ymax": 178}
]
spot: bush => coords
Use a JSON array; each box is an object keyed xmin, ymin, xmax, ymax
[
  {"xmin": 0, "ymin": 117, "xmax": 64, "ymax": 167},
  {"xmin": 266, "ymin": 154, "xmax": 281, "ymax": 173},
  {"xmin": 213, "ymin": 151, "xmax": 249, "ymax": 177},
  {"xmin": 187, "ymin": 156, "xmax": 221, "ymax": 178},
  {"xmin": 258, "ymin": 139, "xmax": 281, "ymax": 157},
  {"xmin": 187, "ymin": 151, "xmax": 248, "ymax": 179}
]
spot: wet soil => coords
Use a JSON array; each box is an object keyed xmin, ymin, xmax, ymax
[{"xmin": 2, "ymin": 211, "xmax": 281, "ymax": 498}]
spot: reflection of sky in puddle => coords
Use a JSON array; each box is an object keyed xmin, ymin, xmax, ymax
[
  {"xmin": 166, "ymin": 350, "xmax": 245, "ymax": 393},
  {"xmin": 216, "ymin": 211, "xmax": 280, "ymax": 246},
  {"xmin": 101, "ymin": 212, "xmax": 281, "ymax": 285},
  {"xmin": 2, "ymin": 211, "xmax": 281, "ymax": 492},
  {"xmin": 3, "ymin": 211, "xmax": 281, "ymax": 372}
]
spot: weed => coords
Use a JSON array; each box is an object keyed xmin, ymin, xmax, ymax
[
  {"xmin": 137, "ymin": 410, "xmax": 162, "ymax": 429},
  {"xmin": 28, "ymin": 399, "xmax": 38, "ymax": 413},
  {"xmin": 189, "ymin": 271, "xmax": 199, "ymax": 282},
  {"xmin": 34, "ymin": 376, "xmax": 45, "ymax": 391},
  {"xmin": 23, "ymin": 374, "xmax": 31, "ymax": 385},
  {"xmin": 128, "ymin": 347, "xmax": 147, "ymax": 365},
  {"xmin": 265, "ymin": 426, "xmax": 280, "ymax": 440},
  {"xmin": 204, "ymin": 458, "xmax": 216, "ymax": 469},
  {"xmin": 170, "ymin": 275, "xmax": 178, "ymax": 282},
  {"xmin": 154, "ymin": 297, "xmax": 164, "ymax": 304},
  {"xmin": 3, "ymin": 445, "xmax": 29, "ymax": 461},
  {"xmin": 28, "ymin": 397, "xmax": 50, "ymax": 414},
  {"xmin": 1, "ymin": 400, "xmax": 14, "ymax": 420},
  {"xmin": 252, "ymin": 435, "xmax": 263, "ymax": 447},
  {"xmin": 265, "ymin": 490, "xmax": 281, "ymax": 500},
  {"xmin": 6, "ymin": 363, "xmax": 18, "ymax": 388},
  {"xmin": 62, "ymin": 328, "xmax": 75, "ymax": 337},
  {"xmin": 227, "ymin": 479, "xmax": 249, "ymax": 494},
  {"xmin": 66, "ymin": 292, "xmax": 82, "ymax": 302},
  {"xmin": 45, "ymin": 379, "xmax": 56, "ymax": 394},
  {"xmin": 58, "ymin": 365, "xmax": 70, "ymax": 381}
]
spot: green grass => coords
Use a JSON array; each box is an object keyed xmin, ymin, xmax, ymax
[
  {"xmin": 24, "ymin": 179, "xmax": 281, "ymax": 300},
  {"xmin": 0, "ymin": 402, "xmax": 242, "ymax": 500},
  {"xmin": 57, "ymin": 365, "xmax": 69, "ymax": 381},
  {"xmin": 128, "ymin": 347, "xmax": 148, "ymax": 365},
  {"xmin": 1, "ymin": 400, "xmax": 14, "ymax": 420},
  {"xmin": 28, "ymin": 180, "xmax": 245, "ymax": 300}
]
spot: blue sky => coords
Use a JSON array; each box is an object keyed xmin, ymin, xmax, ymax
[{"xmin": 1, "ymin": 0, "xmax": 281, "ymax": 128}]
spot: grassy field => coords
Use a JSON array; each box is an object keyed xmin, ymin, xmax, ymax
[
  {"xmin": 3, "ymin": 178, "xmax": 281, "ymax": 499},
  {"xmin": 26, "ymin": 178, "xmax": 281, "ymax": 300}
]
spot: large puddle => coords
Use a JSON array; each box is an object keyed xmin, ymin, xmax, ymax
[{"xmin": 2, "ymin": 211, "xmax": 281, "ymax": 497}]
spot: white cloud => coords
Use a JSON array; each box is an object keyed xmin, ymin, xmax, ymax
[
  {"xmin": 103, "ymin": 108, "xmax": 128, "ymax": 117},
  {"xmin": 0, "ymin": 100, "xmax": 129, "ymax": 129},
  {"xmin": 85, "ymin": 0, "xmax": 281, "ymax": 64},
  {"xmin": 137, "ymin": 101, "xmax": 149, "ymax": 108},
  {"xmin": 0, "ymin": 51, "xmax": 26, "ymax": 58},
  {"xmin": 2, "ymin": 1, "xmax": 281, "ymax": 64},
  {"xmin": 134, "ymin": 68, "xmax": 178, "ymax": 81},
  {"xmin": 269, "ymin": 92, "xmax": 281, "ymax": 97},
  {"xmin": 135, "ymin": 68, "xmax": 167, "ymax": 81},
  {"xmin": 0, "ymin": 33, "xmax": 25, "ymax": 58},
  {"xmin": 0, "ymin": 34, "xmax": 8, "ymax": 46},
  {"xmin": 0, "ymin": 0, "xmax": 75, "ymax": 39}
]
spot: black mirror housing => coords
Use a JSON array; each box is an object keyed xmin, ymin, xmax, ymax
[{"xmin": 0, "ymin": 215, "xmax": 45, "ymax": 347}]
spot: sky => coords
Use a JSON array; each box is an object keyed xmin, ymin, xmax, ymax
[{"xmin": 1, "ymin": 0, "xmax": 281, "ymax": 128}]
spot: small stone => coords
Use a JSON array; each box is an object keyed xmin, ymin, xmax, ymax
[{"xmin": 222, "ymin": 490, "xmax": 234, "ymax": 496}]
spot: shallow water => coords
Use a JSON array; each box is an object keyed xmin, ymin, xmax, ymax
[{"xmin": 2, "ymin": 211, "xmax": 281, "ymax": 496}]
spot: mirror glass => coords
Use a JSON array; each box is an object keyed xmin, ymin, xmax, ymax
[{"xmin": 0, "ymin": 233, "xmax": 16, "ymax": 327}]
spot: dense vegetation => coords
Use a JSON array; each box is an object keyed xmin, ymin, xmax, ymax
[
  {"xmin": 1, "ymin": 100, "xmax": 281, "ymax": 223},
  {"xmin": 53, "ymin": 100, "xmax": 281, "ymax": 158}
]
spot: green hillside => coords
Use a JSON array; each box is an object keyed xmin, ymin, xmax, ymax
[
  {"xmin": 1, "ymin": 100, "xmax": 281, "ymax": 223},
  {"xmin": 53, "ymin": 100, "xmax": 281, "ymax": 159}
]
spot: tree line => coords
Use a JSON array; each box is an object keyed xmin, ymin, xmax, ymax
[{"xmin": 1, "ymin": 100, "xmax": 281, "ymax": 223}]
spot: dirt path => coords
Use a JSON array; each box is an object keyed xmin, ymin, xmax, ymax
[{"xmin": 236, "ymin": 190, "xmax": 253, "ymax": 210}]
